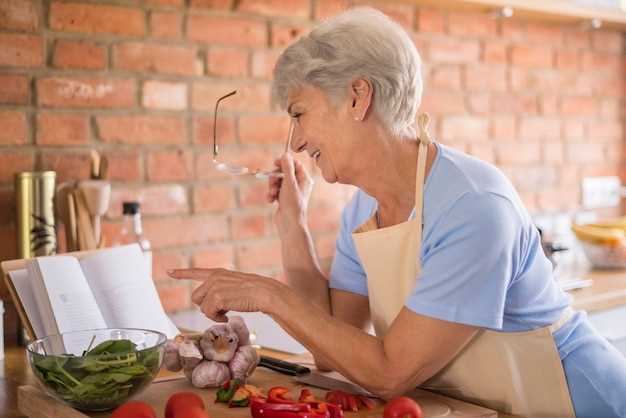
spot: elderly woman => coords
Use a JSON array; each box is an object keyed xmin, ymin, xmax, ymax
[{"xmin": 169, "ymin": 7, "xmax": 626, "ymax": 418}]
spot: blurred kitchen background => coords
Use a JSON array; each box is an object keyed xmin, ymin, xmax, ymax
[{"xmin": 0, "ymin": 0, "xmax": 624, "ymax": 353}]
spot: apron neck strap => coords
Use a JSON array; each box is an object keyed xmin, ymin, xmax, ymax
[{"xmin": 414, "ymin": 113, "xmax": 432, "ymax": 223}]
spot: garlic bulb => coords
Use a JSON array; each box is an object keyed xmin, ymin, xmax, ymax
[
  {"xmin": 163, "ymin": 340, "xmax": 182, "ymax": 372},
  {"xmin": 228, "ymin": 345, "xmax": 260, "ymax": 381},
  {"xmin": 228, "ymin": 316, "xmax": 251, "ymax": 346},
  {"xmin": 179, "ymin": 339, "xmax": 203, "ymax": 370},
  {"xmin": 200, "ymin": 324, "xmax": 239, "ymax": 362},
  {"xmin": 191, "ymin": 360, "xmax": 231, "ymax": 388}
]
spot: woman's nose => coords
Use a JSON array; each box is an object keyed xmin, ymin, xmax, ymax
[{"xmin": 290, "ymin": 125, "xmax": 304, "ymax": 153}]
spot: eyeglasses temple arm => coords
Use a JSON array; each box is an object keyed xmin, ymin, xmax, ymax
[{"xmin": 213, "ymin": 90, "xmax": 237, "ymax": 158}]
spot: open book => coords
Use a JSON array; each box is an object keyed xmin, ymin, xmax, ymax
[{"xmin": 5, "ymin": 244, "xmax": 179, "ymax": 352}]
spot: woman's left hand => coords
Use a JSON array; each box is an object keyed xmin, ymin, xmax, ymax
[{"xmin": 167, "ymin": 268, "xmax": 282, "ymax": 322}]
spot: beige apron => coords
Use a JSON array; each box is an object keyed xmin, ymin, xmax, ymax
[{"xmin": 351, "ymin": 114, "xmax": 576, "ymax": 418}]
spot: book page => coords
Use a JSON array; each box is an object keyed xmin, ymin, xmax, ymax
[
  {"xmin": 27, "ymin": 256, "xmax": 108, "ymax": 354},
  {"xmin": 8, "ymin": 269, "xmax": 46, "ymax": 339},
  {"xmin": 80, "ymin": 244, "xmax": 179, "ymax": 339}
]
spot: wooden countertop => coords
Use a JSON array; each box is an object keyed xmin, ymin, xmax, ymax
[{"xmin": 569, "ymin": 269, "xmax": 626, "ymax": 313}]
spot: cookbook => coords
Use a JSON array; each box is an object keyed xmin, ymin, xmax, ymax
[{"xmin": 3, "ymin": 244, "xmax": 179, "ymax": 349}]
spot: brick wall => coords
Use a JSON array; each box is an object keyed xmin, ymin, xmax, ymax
[{"xmin": 0, "ymin": 1, "xmax": 624, "ymax": 320}]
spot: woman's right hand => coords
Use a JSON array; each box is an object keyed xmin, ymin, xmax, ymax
[{"xmin": 268, "ymin": 153, "xmax": 314, "ymax": 237}]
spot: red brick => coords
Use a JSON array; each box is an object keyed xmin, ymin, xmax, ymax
[
  {"xmin": 41, "ymin": 152, "xmax": 91, "ymax": 183},
  {"xmin": 467, "ymin": 92, "xmax": 489, "ymax": 115},
  {"xmin": 511, "ymin": 45, "xmax": 553, "ymax": 68},
  {"xmin": 591, "ymin": 30, "xmax": 623, "ymax": 53},
  {"xmin": 556, "ymin": 50, "xmax": 579, "ymax": 70},
  {"xmin": 231, "ymin": 212, "xmax": 267, "ymax": 240},
  {"xmin": 37, "ymin": 77, "xmax": 135, "ymax": 109},
  {"xmin": 236, "ymin": 239, "xmax": 282, "ymax": 270},
  {"xmin": 510, "ymin": 166, "xmax": 557, "ymax": 191},
  {"xmin": 591, "ymin": 75, "xmax": 623, "ymax": 99},
  {"xmin": 108, "ymin": 185, "xmax": 188, "ymax": 216},
  {"xmin": 448, "ymin": 12, "xmax": 496, "ymax": 37},
  {"xmin": 192, "ymin": 245, "xmax": 235, "ymax": 269},
  {"xmin": 189, "ymin": 0, "xmax": 233, "ymax": 9},
  {"xmin": 600, "ymin": 99, "xmax": 620, "ymax": 119},
  {"xmin": 0, "ymin": 227, "xmax": 17, "ymax": 261},
  {"xmin": 195, "ymin": 152, "xmax": 229, "ymax": 181},
  {"xmin": 237, "ymin": 0, "xmax": 309, "ymax": 18},
  {"xmin": 113, "ymin": 42, "xmax": 199, "ymax": 76},
  {"xmin": 0, "ymin": 34, "xmax": 43, "ymax": 68},
  {"xmin": 420, "ymin": 91, "xmax": 465, "ymax": 115},
  {"xmin": 271, "ymin": 22, "xmax": 310, "ymax": 48},
  {"xmin": 464, "ymin": 64, "xmax": 506, "ymax": 92},
  {"xmin": 150, "ymin": 11, "xmax": 182, "ymax": 39},
  {"xmin": 0, "ymin": 0, "xmax": 38, "ymax": 32},
  {"xmin": 314, "ymin": 0, "xmax": 347, "ymax": 20},
  {"xmin": 49, "ymin": 2, "xmax": 145, "ymax": 37},
  {"xmin": 581, "ymin": 51, "xmax": 621, "ymax": 72},
  {"xmin": 491, "ymin": 93, "xmax": 538, "ymax": 115},
  {"xmin": 193, "ymin": 184, "xmax": 236, "ymax": 213},
  {"xmin": 0, "ymin": 111, "xmax": 27, "ymax": 145},
  {"xmin": 145, "ymin": 0, "xmax": 185, "ymax": 6},
  {"xmin": 52, "ymin": 40, "xmax": 106, "ymax": 70},
  {"xmin": 142, "ymin": 80, "xmax": 187, "ymax": 110},
  {"xmin": 0, "ymin": 74, "xmax": 28, "ymax": 105},
  {"xmin": 351, "ymin": 0, "xmax": 414, "ymax": 30},
  {"xmin": 192, "ymin": 81, "xmax": 270, "ymax": 112},
  {"xmin": 542, "ymin": 142, "xmax": 564, "ymax": 165},
  {"xmin": 564, "ymin": 120, "xmax": 585, "ymax": 140},
  {"xmin": 467, "ymin": 143, "xmax": 495, "ymax": 163},
  {"xmin": 519, "ymin": 117, "xmax": 560, "ymax": 141},
  {"xmin": 430, "ymin": 65, "xmax": 461, "ymax": 89},
  {"xmin": 147, "ymin": 149, "xmax": 192, "ymax": 181},
  {"xmin": 239, "ymin": 115, "xmax": 290, "ymax": 145},
  {"xmin": 566, "ymin": 143, "xmax": 605, "ymax": 164},
  {"xmin": 538, "ymin": 95, "xmax": 558, "ymax": 116},
  {"xmin": 0, "ymin": 152, "xmax": 33, "ymax": 183},
  {"xmin": 440, "ymin": 116, "xmax": 487, "ymax": 141},
  {"xmin": 97, "ymin": 115, "xmax": 185, "ymax": 145},
  {"xmin": 157, "ymin": 283, "xmax": 191, "ymax": 313},
  {"xmin": 500, "ymin": 20, "xmax": 527, "ymax": 43},
  {"xmin": 251, "ymin": 49, "xmax": 281, "ymax": 80},
  {"xmin": 207, "ymin": 47, "xmax": 249, "ymax": 77},
  {"xmin": 194, "ymin": 115, "xmax": 236, "ymax": 146},
  {"xmin": 144, "ymin": 215, "xmax": 229, "ymax": 248},
  {"xmin": 482, "ymin": 40, "xmax": 507, "ymax": 64},
  {"xmin": 416, "ymin": 7, "xmax": 444, "ymax": 33},
  {"xmin": 102, "ymin": 151, "xmax": 142, "ymax": 182},
  {"xmin": 562, "ymin": 28, "xmax": 590, "ymax": 50},
  {"xmin": 239, "ymin": 180, "xmax": 269, "ymax": 208},
  {"xmin": 587, "ymin": 120, "xmax": 622, "ymax": 141},
  {"xmin": 494, "ymin": 141, "xmax": 541, "ymax": 165},
  {"xmin": 490, "ymin": 116, "xmax": 515, "ymax": 140},
  {"xmin": 153, "ymin": 250, "xmax": 189, "ymax": 282},
  {"xmin": 560, "ymin": 96, "xmax": 598, "ymax": 116},
  {"xmin": 0, "ymin": 188, "xmax": 15, "ymax": 225},
  {"xmin": 525, "ymin": 22, "xmax": 563, "ymax": 46},
  {"xmin": 187, "ymin": 14, "xmax": 267, "ymax": 47},
  {"xmin": 536, "ymin": 188, "xmax": 579, "ymax": 211},
  {"xmin": 429, "ymin": 38, "xmax": 480, "ymax": 63},
  {"xmin": 36, "ymin": 112, "xmax": 88, "ymax": 146}
]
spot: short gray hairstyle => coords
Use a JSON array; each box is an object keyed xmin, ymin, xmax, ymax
[{"xmin": 271, "ymin": 7, "xmax": 423, "ymax": 138}]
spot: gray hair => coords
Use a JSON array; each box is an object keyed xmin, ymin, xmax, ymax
[{"xmin": 271, "ymin": 7, "xmax": 423, "ymax": 138}]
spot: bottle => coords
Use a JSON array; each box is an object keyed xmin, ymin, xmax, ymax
[{"xmin": 115, "ymin": 201, "xmax": 152, "ymax": 278}]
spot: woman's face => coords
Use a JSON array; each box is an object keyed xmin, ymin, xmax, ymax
[{"xmin": 286, "ymin": 84, "xmax": 358, "ymax": 184}]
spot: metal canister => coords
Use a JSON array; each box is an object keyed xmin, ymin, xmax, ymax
[{"xmin": 15, "ymin": 171, "xmax": 57, "ymax": 258}]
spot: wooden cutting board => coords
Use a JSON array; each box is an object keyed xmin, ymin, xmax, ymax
[{"xmin": 18, "ymin": 368, "xmax": 497, "ymax": 418}]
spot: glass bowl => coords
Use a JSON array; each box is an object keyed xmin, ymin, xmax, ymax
[
  {"xmin": 26, "ymin": 328, "xmax": 166, "ymax": 411},
  {"xmin": 581, "ymin": 241, "xmax": 626, "ymax": 269}
]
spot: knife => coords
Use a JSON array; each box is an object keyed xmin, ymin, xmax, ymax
[
  {"xmin": 258, "ymin": 355, "xmax": 311, "ymax": 376},
  {"xmin": 294, "ymin": 372, "xmax": 375, "ymax": 397}
]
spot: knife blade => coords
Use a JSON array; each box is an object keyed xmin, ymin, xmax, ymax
[
  {"xmin": 294, "ymin": 372, "xmax": 375, "ymax": 397},
  {"xmin": 258, "ymin": 355, "xmax": 311, "ymax": 376}
]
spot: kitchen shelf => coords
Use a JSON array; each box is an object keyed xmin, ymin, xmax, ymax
[{"xmin": 406, "ymin": 0, "xmax": 626, "ymax": 30}]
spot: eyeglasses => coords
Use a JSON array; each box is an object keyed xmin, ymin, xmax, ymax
[{"xmin": 213, "ymin": 90, "xmax": 294, "ymax": 179}]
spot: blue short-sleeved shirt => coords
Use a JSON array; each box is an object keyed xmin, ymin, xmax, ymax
[{"xmin": 329, "ymin": 143, "xmax": 626, "ymax": 417}]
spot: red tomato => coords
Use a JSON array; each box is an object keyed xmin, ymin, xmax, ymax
[
  {"xmin": 171, "ymin": 406, "xmax": 209, "ymax": 418},
  {"xmin": 383, "ymin": 396, "xmax": 423, "ymax": 418},
  {"xmin": 165, "ymin": 392, "xmax": 206, "ymax": 418},
  {"xmin": 111, "ymin": 401, "xmax": 156, "ymax": 418}
]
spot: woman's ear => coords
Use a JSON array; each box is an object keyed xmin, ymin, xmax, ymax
[{"xmin": 349, "ymin": 78, "xmax": 373, "ymax": 121}]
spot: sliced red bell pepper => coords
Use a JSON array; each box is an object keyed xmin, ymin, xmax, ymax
[
  {"xmin": 299, "ymin": 389, "xmax": 316, "ymax": 403},
  {"xmin": 250, "ymin": 398, "xmax": 329, "ymax": 418},
  {"xmin": 268, "ymin": 387, "xmax": 296, "ymax": 404},
  {"xmin": 356, "ymin": 395, "xmax": 375, "ymax": 410},
  {"xmin": 325, "ymin": 403, "xmax": 344, "ymax": 418},
  {"xmin": 324, "ymin": 390, "xmax": 361, "ymax": 412}
]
